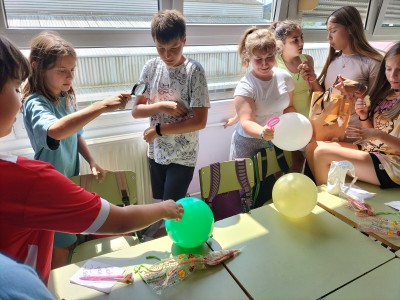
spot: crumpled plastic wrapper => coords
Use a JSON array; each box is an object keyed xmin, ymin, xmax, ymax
[
  {"xmin": 327, "ymin": 160, "xmax": 356, "ymax": 195},
  {"xmin": 135, "ymin": 249, "xmax": 240, "ymax": 295}
]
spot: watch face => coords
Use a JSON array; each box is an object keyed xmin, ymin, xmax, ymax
[{"xmin": 131, "ymin": 82, "xmax": 146, "ymax": 96}]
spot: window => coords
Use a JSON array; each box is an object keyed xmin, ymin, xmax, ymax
[
  {"xmin": 2, "ymin": 0, "xmax": 157, "ymax": 29},
  {"xmin": 301, "ymin": 0, "xmax": 371, "ymax": 29},
  {"xmin": 71, "ymin": 45, "xmax": 242, "ymax": 109},
  {"xmin": 184, "ymin": 0, "xmax": 273, "ymax": 24},
  {"xmin": 4, "ymin": 1, "xmax": 276, "ymax": 109},
  {"xmin": 382, "ymin": 0, "xmax": 400, "ymax": 27},
  {"xmin": 373, "ymin": 0, "xmax": 400, "ymax": 36}
]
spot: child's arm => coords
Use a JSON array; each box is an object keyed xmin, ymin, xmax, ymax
[
  {"xmin": 132, "ymin": 95, "xmax": 188, "ymax": 119},
  {"xmin": 334, "ymin": 75, "xmax": 368, "ymax": 98},
  {"xmin": 234, "ymin": 96, "xmax": 273, "ymax": 140},
  {"xmin": 347, "ymin": 126, "xmax": 400, "ymax": 151},
  {"xmin": 224, "ymin": 114, "xmax": 239, "ymax": 128},
  {"xmin": 283, "ymin": 91, "xmax": 295, "ymax": 113},
  {"xmin": 143, "ymin": 107, "xmax": 208, "ymax": 143},
  {"xmin": 157, "ymin": 107, "xmax": 208, "ymax": 133},
  {"xmin": 373, "ymin": 131, "xmax": 400, "ymax": 151},
  {"xmin": 97, "ymin": 200, "xmax": 184, "ymax": 234},
  {"xmin": 77, "ymin": 135, "xmax": 106, "ymax": 181},
  {"xmin": 47, "ymin": 93, "xmax": 130, "ymax": 140},
  {"xmin": 298, "ymin": 58, "xmax": 323, "ymax": 92}
]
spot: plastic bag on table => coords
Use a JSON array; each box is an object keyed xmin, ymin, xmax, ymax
[
  {"xmin": 327, "ymin": 160, "xmax": 356, "ymax": 195},
  {"xmin": 135, "ymin": 249, "xmax": 240, "ymax": 294}
]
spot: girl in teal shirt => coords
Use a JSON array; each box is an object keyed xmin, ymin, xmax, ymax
[{"xmin": 22, "ymin": 31, "xmax": 130, "ymax": 269}]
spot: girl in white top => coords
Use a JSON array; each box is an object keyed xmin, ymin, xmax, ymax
[{"xmin": 230, "ymin": 27, "xmax": 295, "ymax": 159}]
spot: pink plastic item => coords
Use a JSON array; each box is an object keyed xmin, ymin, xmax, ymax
[{"xmin": 266, "ymin": 117, "xmax": 280, "ymax": 128}]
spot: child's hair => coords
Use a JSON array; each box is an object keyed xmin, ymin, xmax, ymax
[
  {"xmin": 269, "ymin": 20, "xmax": 301, "ymax": 52},
  {"xmin": 270, "ymin": 20, "xmax": 301, "ymax": 42},
  {"xmin": 0, "ymin": 35, "xmax": 30, "ymax": 92},
  {"xmin": 22, "ymin": 31, "xmax": 76, "ymax": 104},
  {"xmin": 368, "ymin": 41, "xmax": 400, "ymax": 120},
  {"xmin": 151, "ymin": 9, "xmax": 186, "ymax": 44},
  {"xmin": 318, "ymin": 6, "xmax": 383, "ymax": 84},
  {"xmin": 238, "ymin": 27, "xmax": 276, "ymax": 68}
]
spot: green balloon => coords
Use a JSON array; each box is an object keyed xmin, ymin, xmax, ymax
[{"xmin": 165, "ymin": 197, "xmax": 214, "ymax": 248}]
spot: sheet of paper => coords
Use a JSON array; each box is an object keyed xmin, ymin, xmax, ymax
[
  {"xmin": 342, "ymin": 184, "xmax": 376, "ymax": 201},
  {"xmin": 70, "ymin": 260, "xmax": 125, "ymax": 294},
  {"xmin": 385, "ymin": 201, "xmax": 400, "ymax": 211}
]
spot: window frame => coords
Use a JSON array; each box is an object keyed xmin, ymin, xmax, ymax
[
  {"xmin": 0, "ymin": 0, "xmax": 274, "ymax": 49},
  {"xmin": 373, "ymin": 0, "xmax": 400, "ymax": 36}
]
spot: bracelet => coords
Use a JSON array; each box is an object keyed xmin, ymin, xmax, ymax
[
  {"xmin": 260, "ymin": 130, "xmax": 265, "ymax": 140},
  {"xmin": 155, "ymin": 123, "xmax": 162, "ymax": 136},
  {"xmin": 359, "ymin": 115, "xmax": 369, "ymax": 122}
]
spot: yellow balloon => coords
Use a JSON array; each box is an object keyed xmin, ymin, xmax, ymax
[{"xmin": 272, "ymin": 173, "xmax": 318, "ymax": 218}]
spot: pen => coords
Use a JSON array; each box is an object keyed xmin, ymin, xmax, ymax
[{"xmin": 79, "ymin": 275, "xmax": 125, "ymax": 281}]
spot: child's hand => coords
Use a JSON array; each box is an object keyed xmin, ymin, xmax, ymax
[
  {"xmin": 261, "ymin": 125, "xmax": 274, "ymax": 140},
  {"xmin": 90, "ymin": 163, "xmax": 107, "ymax": 182},
  {"xmin": 345, "ymin": 126, "xmax": 380, "ymax": 144},
  {"xmin": 355, "ymin": 97, "xmax": 369, "ymax": 120},
  {"xmin": 224, "ymin": 115, "xmax": 239, "ymax": 128},
  {"xmin": 143, "ymin": 126, "xmax": 158, "ymax": 143},
  {"xmin": 297, "ymin": 61, "xmax": 316, "ymax": 82},
  {"xmin": 162, "ymin": 200, "xmax": 184, "ymax": 221},
  {"xmin": 333, "ymin": 75, "xmax": 359, "ymax": 97},
  {"xmin": 102, "ymin": 93, "xmax": 131, "ymax": 111},
  {"xmin": 160, "ymin": 101, "xmax": 188, "ymax": 117}
]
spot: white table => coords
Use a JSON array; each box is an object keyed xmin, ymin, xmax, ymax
[
  {"xmin": 49, "ymin": 236, "xmax": 249, "ymax": 300},
  {"xmin": 207, "ymin": 204, "xmax": 394, "ymax": 299}
]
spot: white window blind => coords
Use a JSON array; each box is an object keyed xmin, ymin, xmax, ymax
[
  {"xmin": 2, "ymin": 0, "xmax": 158, "ymax": 28},
  {"xmin": 382, "ymin": 0, "xmax": 400, "ymax": 27},
  {"xmin": 183, "ymin": 0, "xmax": 273, "ymax": 24},
  {"xmin": 300, "ymin": 0, "xmax": 370, "ymax": 29},
  {"xmin": 3, "ymin": 0, "xmax": 275, "ymax": 28}
]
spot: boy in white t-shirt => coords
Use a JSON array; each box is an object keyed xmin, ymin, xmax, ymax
[{"xmin": 132, "ymin": 10, "xmax": 210, "ymax": 207}]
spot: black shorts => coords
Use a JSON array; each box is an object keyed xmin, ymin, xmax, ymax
[
  {"xmin": 148, "ymin": 158, "xmax": 195, "ymax": 200},
  {"xmin": 369, "ymin": 153, "xmax": 399, "ymax": 189}
]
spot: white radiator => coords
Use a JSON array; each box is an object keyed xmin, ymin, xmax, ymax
[{"xmin": 79, "ymin": 133, "xmax": 153, "ymax": 205}]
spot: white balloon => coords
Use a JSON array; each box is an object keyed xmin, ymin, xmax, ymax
[{"xmin": 271, "ymin": 112, "xmax": 313, "ymax": 151}]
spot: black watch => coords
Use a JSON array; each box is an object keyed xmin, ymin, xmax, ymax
[{"xmin": 155, "ymin": 123, "xmax": 162, "ymax": 136}]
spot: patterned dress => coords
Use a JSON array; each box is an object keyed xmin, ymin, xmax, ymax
[{"xmin": 361, "ymin": 98, "xmax": 400, "ymax": 185}]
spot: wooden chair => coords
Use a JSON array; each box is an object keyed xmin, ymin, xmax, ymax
[{"xmin": 68, "ymin": 171, "xmax": 140, "ymax": 263}]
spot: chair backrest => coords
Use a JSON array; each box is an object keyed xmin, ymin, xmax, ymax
[
  {"xmin": 252, "ymin": 145, "xmax": 293, "ymax": 208},
  {"xmin": 69, "ymin": 171, "xmax": 137, "ymax": 206},
  {"xmin": 199, "ymin": 158, "xmax": 255, "ymax": 221},
  {"xmin": 254, "ymin": 146, "xmax": 292, "ymax": 180},
  {"xmin": 199, "ymin": 158, "xmax": 255, "ymax": 199}
]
